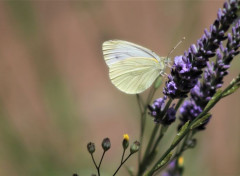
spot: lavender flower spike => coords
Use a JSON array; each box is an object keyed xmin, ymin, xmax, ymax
[
  {"xmin": 179, "ymin": 19, "xmax": 240, "ymax": 130},
  {"xmin": 164, "ymin": 0, "xmax": 240, "ymax": 99}
]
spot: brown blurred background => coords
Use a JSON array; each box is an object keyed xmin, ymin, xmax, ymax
[{"xmin": 0, "ymin": 1, "xmax": 239, "ymax": 176}]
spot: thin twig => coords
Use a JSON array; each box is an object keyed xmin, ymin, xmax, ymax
[
  {"xmin": 91, "ymin": 153, "xmax": 100, "ymax": 176},
  {"xmin": 113, "ymin": 153, "xmax": 132, "ymax": 176},
  {"xmin": 121, "ymin": 149, "xmax": 126, "ymax": 164},
  {"xmin": 98, "ymin": 151, "xmax": 106, "ymax": 170}
]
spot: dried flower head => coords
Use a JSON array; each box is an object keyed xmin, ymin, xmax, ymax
[
  {"xmin": 87, "ymin": 142, "xmax": 95, "ymax": 154},
  {"xmin": 130, "ymin": 141, "xmax": 140, "ymax": 154},
  {"xmin": 102, "ymin": 138, "xmax": 111, "ymax": 151}
]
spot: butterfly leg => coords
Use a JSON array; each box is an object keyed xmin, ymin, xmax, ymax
[{"xmin": 160, "ymin": 71, "xmax": 168, "ymax": 77}]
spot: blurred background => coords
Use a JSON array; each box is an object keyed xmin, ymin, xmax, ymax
[{"xmin": 0, "ymin": 1, "xmax": 240, "ymax": 176}]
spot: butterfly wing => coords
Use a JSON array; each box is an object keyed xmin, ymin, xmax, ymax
[
  {"xmin": 102, "ymin": 40, "xmax": 161, "ymax": 67},
  {"xmin": 109, "ymin": 57, "xmax": 162, "ymax": 94}
]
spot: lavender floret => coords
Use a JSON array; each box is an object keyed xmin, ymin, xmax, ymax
[{"xmin": 148, "ymin": 96, "xmax": 176, "ymax": 125}]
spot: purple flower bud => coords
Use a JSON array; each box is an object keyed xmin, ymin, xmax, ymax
[
  {"xmin": 228, "ymin": 33, "xmax": 232, "ymax": 43},
  {"xmin": 181, "ymin": 56, "xmax": 186, "ymax": 63},
  {"xmin": 205, "ymin": 28, "xmax": 211, "ymax": 39},
  {"xmin": 197, "ymin": 39, "xmax": 203, "ymax": 48},
  {"xmin": 190, "ymin": 44, "xmax": 198, "ymax": 54},
  {"xmin": 220, "ymin": 43, "xmax": 224, "ymax": 51},
  {"xmin": 216, "ymin": 49, "xmax": 223, "ymax": 60},
  {"xmin": 206, "ymin": 51, "xmax": 213, "ymax": 55},
  {"xmin": 216, "ymin": 84, "xmax": 222, "ymax": 89},
  {"xmin": 223, "ymin": 2, "xmax": 230, "ymax": 10},
  {"xmin": 219, "ymin": 30, "xmax": 225, "ymax": 36},
  {"xmin": 152, "ymin": 111, "xmax": 157, "ymax": 116},
  {"xmin": 232, "ymin": 26, "xmax": 236, "ymax": 35},
  {"xmin": 206, "ymin": 62, "xmax": 214, "ymax": 75},
  {"xmin": 223, "ymin": 65, "xmax": 230, "ymax": 69},
  {"xmin": 222, "ymin": 8, "xmax": 227, "ymax": 14},
  {"xmin": 210, "ymin": 24, "xmax": 215, "ymax": 33},
  {"xmin": 217, "ymin": 9, "xmax": 222, "ymax": 20}
]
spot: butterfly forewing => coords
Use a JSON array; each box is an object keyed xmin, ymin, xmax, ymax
[{"xmin": 103, "ymin": 40, "xmax": 161, "ymax": 67}]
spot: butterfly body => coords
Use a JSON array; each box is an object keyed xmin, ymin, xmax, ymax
[{"xmin": 102, "ymin": 40, "xmax": 169, "ymax": 94}]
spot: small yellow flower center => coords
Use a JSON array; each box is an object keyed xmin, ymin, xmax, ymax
[
  {"xmin": 123, "ymin": 134, "xmax": 129, "ymax": 141},
  {"xmin": 178, "ymin": 156, "xmax": 184, "ymax": 166}
]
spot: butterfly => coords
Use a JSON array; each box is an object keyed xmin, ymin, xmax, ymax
[{"xmin": 102, "ymin": 40, "xmax": 171, "ymax": 94}]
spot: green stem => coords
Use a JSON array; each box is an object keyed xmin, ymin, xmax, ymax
[
  {"xmin": 140, "ymin": 126, "xmax": 166, "ymax": 175},
  {"xmin": 146, "ymin": 127, "xmax": 189, "ymax": 176},
  {"xmin": 175, "ymin": 98, "xmax": 185, "ymax": 112},
  {"xmin": 138, "ymin": 87, "xmax": 156, "ymax": 166},
  {"xmin": 176, "ymin": 131, "xmax": 190, "ymax": 156},
  {"xmin": 121, "ymin": 149, "xmax": 126, "ymax": 164},
  {"xmin": 138, "ymin": 111, "xmax": 145, "ymax": 165},
  {"xmin": 141, "ymin": 124, "xmax": 160, "ymax": 163},
  {"xmin": 150, "ymin": 125, "xmax": 166, "ymax": 155}
]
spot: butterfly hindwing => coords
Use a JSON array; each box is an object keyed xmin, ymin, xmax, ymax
[{"xmin": 109, "ymin": 57, "xmax": 162, "ymax": 94}]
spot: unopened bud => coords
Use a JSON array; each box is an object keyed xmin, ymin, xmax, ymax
[
  {"xmin": 102, "ymin": 138, "xmax": 111, "ymax": 151},
  {"xmin": 122, "ymin": 134, "xmax": 129, "ymax": 150},
  {"xmin": 87, "ymin": 142, "xmax": 95, "ymax": 154},
  {"xmin": 130, "ymin": 141, "xmax": 140, "ymax": 154}
]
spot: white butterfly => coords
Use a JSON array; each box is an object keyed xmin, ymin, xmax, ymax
[{"xmin": 102, "ymin": 40, "xmax": 170, "ymax": 94}]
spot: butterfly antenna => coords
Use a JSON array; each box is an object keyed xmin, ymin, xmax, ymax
[{"xmin": 167, "ymin": 37, "xmax": 186, "ymax": 59}]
